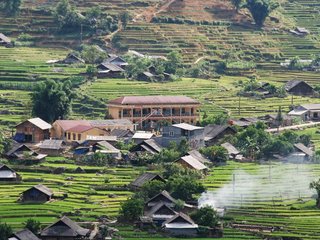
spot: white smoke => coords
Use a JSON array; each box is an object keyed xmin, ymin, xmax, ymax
[{"xmin": 199, "ymin": 163, "xmax": 316, "ymax": 209}]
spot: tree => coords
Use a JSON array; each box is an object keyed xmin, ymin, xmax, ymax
[
  {"xmin": 81, "ymin": 45, "xmax": 107, "ymax": 64},
  {"xmin": 119, "ymin": 198, "xmax": 144, "ymax": 221},
  {"xmin": 153, "ymin": 148, "xmax": 180, "ymax": 163},
  {"xmin": 201, "ymin": 113, "xmax": 229, "ymax": 126},
  {"xmin": 310, "ymin": 179, "xmax": 320, "ymax": 208},
  {"xmin": 31, "ymin": 80, "xmax": 74, "ymax": 123},
  {"xmin": 54, "ymin": 0, "xmax": 83, "ymax": 30},
  {"xmin": 231, "ymin": 0, "xmax": 243, "ymax": 11},
  {"xmin": 201, "ymin": 146, "xmax": 228, "ymax": 163},
  {"xmin": 2, "ymin": 0, "xmax": 21, "ymax": 16},
  {"xmin": 24, "ymin": 218, "xmax": 41, "ymax": 234},
  {"xmin": 119, "ymin": 11, "xmax": 130, "ymax": 30},
  {"xmin": 275, "ymin": 106, "xmax": 283, "ymax": 130},
  {"xmin": 245, "ymin": 0, "xmax": 279, "ymax": 27},
  {"xmin": 191, "ymin": 206, "xmax": 219, "ymax": 227},
  {"xmin": 141, "ymin": 180, "xmax": 166, "ymax": 199},
  {"xmin": 0, "ymin": 222, "xmax": 12, "ymax": 240},
  {"xmin": 165, "ymin": 51, "xmax": 183, "ymax": 74},
  {"xmin": 166, "ymin": 175, "xmax": 206, "ymax": 201}
]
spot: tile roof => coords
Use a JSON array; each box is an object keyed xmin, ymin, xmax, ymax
[
  {"xmin": 108, "ymin": 96, "xmax": 200, "ymax": 105},
  {"xmin": 179, "ymin": 155, "xmax": 208, "ymax": 170},
  {"xmin": 67, "ymin": 125, "xmax": 94, "ymax": 133},
  {"xmin": 55, "ymin": 120, "xmax": 90, "ymax": 131},
  {"xmin": 285, "ymin": 80, "xmax": 313, "ymax": 91}
]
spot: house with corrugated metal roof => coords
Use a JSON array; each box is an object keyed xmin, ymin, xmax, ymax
[
  {"xmin": 161, "ymin": 123, "xmax": 205, "ymax": 149},
  {"xmin": 15, "ymin": 118, "xmax": 51, "ymax": 143},
  {"xmin": 0, "ymin": 164, "xmax": 20, "ymax": 181},
  {"xmin": 288, "ymin": 103, "xmax": 320, "ymax": 121}
]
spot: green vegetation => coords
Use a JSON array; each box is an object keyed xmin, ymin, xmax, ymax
[
  {"xmin": 31, "ymin": 80, "xmax": 74, "ymax": 123},
  {"xmin": 191, "ymin": 206, "xmax": 219, "ymax": 228},
  {"xmin": 1, "ymin": 0, "xmax": 21, "ymax": 16},
  {"xmin": 245, "ymin": 0, "xmax": 279, "ymax": 27},
  {"xmin": 0, "ymin": 222, "xmax": 12, "ymax": 240},
  {"xmin": 24, "ymin": 218, "xmax": 41, "ymax": 234}
]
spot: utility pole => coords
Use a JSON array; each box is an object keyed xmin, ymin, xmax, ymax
[
  {"xmin": 80, "ymin": 24, "xmax": 83, "ymax": 44},
  {"xmin": 238, "ymin": 95, "xmax": 241, "ymax": 116}
]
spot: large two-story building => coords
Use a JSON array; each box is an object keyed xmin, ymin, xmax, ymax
[{"xmin": 107, "ymin": 96, "xmax": 200, "ymax": 130}]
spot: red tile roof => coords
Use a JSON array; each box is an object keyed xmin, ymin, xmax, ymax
[
  {"xmin": 109, "ymin": 96, "xmax": 200, "ymax": 105},
  {"xmin": 67, "ymin": 125, "xmax": 94, "ymax": 133},
  {"xmin": 55, "ymin": 120, "xmax": 90, "ymax": 131}
]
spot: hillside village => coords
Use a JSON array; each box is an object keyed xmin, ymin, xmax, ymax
[{"xmin": 1, "ymin": 0, "xmax": 320, "ymax": 239}]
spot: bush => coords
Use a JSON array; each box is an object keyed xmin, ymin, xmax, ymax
[{"xmin": 119, "ymin": 198, "xmax": 144, "ymax": 222}]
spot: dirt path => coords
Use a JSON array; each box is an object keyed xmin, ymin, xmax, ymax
[
  {"xmin": 133, "ymin": 0, "xmax": 177, "ymax": 23},
  {"xmin": 266, "ymin": 121, "xmax": 320, "ymax": 133}
]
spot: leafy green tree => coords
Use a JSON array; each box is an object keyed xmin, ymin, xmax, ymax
[
  {"xmin": 119, "ymin": 11, "xmax": 130, "ymax": 29},
  {"xmin": 201, "ymin": 146, "xmax": 228, "ymax": 163},
  {"xmin": 119, "ymin": 198, "xmax": 144, "ymax": 221},
  {"xmin": 81, "ymin": 45, "xmax": 107, "ymax": 64},
  {"xmin": 245, "ymin": 0, "xmax": 279, "ymax": 27},
  {"xmin": 24, "ymin": 218, "xmax": 41, "ymax": 234},
  {"xmin": 231, "ymin": 0, "xmax": 243, "ymax": 11},
  {"xmin": 152, "ymin": 148, "xmax": 180, "ymax": 163},
  {"xmin": 2, "ymin": 0, "xmax": 21, "ymax": 16},
  {"xmin": 310, "ymin": 179, "xmax": 320, "ymax": 208},
  {"xmin": 201, "ymin": 113, "xmax": 229, "ymax": 126},
  {"xmin": 0, "ymin": 222, "xmax": 12, "ymax": 240},
  {"xmin": 31, "ymin": 80, "xmax": 74, "ymax": 123},
  {"xmin": 54, "ymin": 0, "xmax": 83, "ymax": 30},
  {"xmin": 191, "ymin": 206, "xmax": 219, "ymax": 227},
  {"xmin": 166, "ymin": 175, "xmax": 206, "ymax": 201},
  {"xmin": 162, "ymin": 163, "xmax": 201, "ymax": 179},
  {"xmin": 141, "ymin": 180, "xmax": 166, "ymax": 199},
  {"xmin": 288, "ymin": 56, "xmax": 304, "ymax": 70},
  {"xmin": 165, "ymin": 51, "xmax": 183, "ymax": 74},
  {"xmin": 234, "ymin": 124, "xmax": 271, "ymax": 159}
]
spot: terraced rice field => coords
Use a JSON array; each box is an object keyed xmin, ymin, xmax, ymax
[
  {"xmin": 2, "ymin": 159, "xmax": 320, "ymax": 239},
  {"xmin": 83, "ymin": 76, "xmax": 316, "ymax": 118}
]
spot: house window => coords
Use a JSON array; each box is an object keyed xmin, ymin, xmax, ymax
[
  {"xmin": 73, "ymin": 133, "xmax": 76, "ymax": 141},
  {"xmin": 68, "ymin": 133, "xmax": 71, "ymax": 140},
  {"xmin": 78, "ymin": 134, "xmax": 81, "ymax": 141},
  {"xmin": 64, "ymin": 132, "xmax": 67, "ymax": 138},
  {"xmin": 24, "ymin": 127, "xmax": 28, "ymax": 132},
  {"xmin": 169, "ymin": 131, "xmax": 174, "ymax": 137},
  {"xmin": 313, "ymin": 113, "xmax": 318, "ymax": 119}
]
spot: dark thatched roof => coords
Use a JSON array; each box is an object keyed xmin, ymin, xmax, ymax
[
  {"xmin": 204, "ymin": 125, "xmax": 236, "ymax": 141},
  {"xmin": 24, "ymin": 184, "xmax": 53, "ymax": 197},
  {"xmin": 11, "ymin": 229, "xmax": 41, "ymax": 240},
  {"xmin": 40, "ymin": 216, "xmax": 90, "ymax": 237},
  {"xmin": 130, "ymin": 172, "xmax": 165, "ymax": 188}
]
